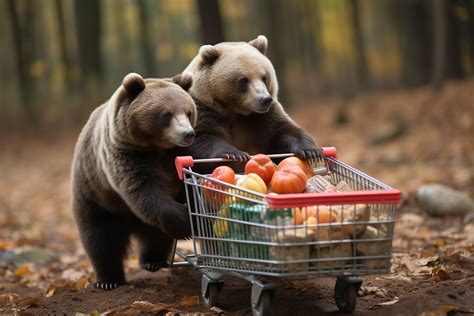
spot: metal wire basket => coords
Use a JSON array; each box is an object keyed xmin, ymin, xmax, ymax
[
  {"xmin": 174, "ymin": 148, "xmax": 400, "ymax": 314},
  {"xmin": 175, "ymin": 148, "xmax": 400, "ymax": 279}
]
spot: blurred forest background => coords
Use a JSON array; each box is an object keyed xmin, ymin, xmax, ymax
[
  {"xmin": 1, "ymin": 0, "xmax": 473, "ymax": 132},
  {"xmin": 1, "ymin": 1, "xmax": 474, "ymax": 314}
]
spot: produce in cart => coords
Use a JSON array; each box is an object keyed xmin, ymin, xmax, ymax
[{"xmin": 174, "ymin": 148, "xmax": 400, "ymax": 314}]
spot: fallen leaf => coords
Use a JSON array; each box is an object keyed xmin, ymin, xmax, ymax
[
  {"xmin": 359, "ymin": 286, "xmax": 378, "ymax": 296},
  {"xmin": 439, "ymin": 304, "xmax": 474, "ymax": 314},
  {"xmin": 419, "ymin": 227, "xmax": 430, "ymax": 239},
  {"xmin": 416, "ymin": 256, "xmax": 440, "ymax": 267},
  {"xmin": 369, "ymin": 297, "xmax": 399, "ymax": 309},
  {"xmin": 179, "ymin": 295, "xmax": 200, "ymax": 306},
  {"xmin": 103, "ymin": 301, "xmax": 174, "ymax": 315},
  {"xmin": 384, "ymin": 272, "xmax": 413, "ymax": 283},
  {"xmin": 402, "ymin": 257, "xmax": 417, "ymax": 272},
  {"xmin": 210, "ymin": 306, "xmax": 226, "ymax": 314},
  {"xmin": 432, "ymin": 239, "xmax": 446, "ymax": 248},
  {"xmin": 14, "ymin": 265, "xmax": 32, "ymax": 277},
  {"xmin": 431, "ymin": 267, "xmax": 450, "ymax": 282},
  {"xmin": 420, "ymin": 250, "xmax": 435, "ymax": 258},
  {"xmin": 0, "ymin": 292, "xmax": 20, "ymax": 307},
  {"xmin": 45, "ymin": 288, "xmax": 56, "ymax": 298},
  {"xmin": 0, "ymin": 240, "xmax": 15, "ymax": 250},
  {"xmin": 16, "ymin": 294, "xmax": 40, "ymax": 309},
  {"xmin": 440, "ymin": 305, "xmax": 456, "ymax": 313},
  {"xmin": 75, "ymin": 277, "xmax": 89, "ymax": 293}
]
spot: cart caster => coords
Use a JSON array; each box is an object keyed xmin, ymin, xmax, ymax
[
  {"xmin": 251, "ymin": 283, "xmax": 274, "ymax": 316},
  {"xmin": 201, "ymin": 274, "xmax": 223, "ymax": 308},
  {"xmin": 335, "ymin": 276, "xmax": 362, "ymax": 313}
]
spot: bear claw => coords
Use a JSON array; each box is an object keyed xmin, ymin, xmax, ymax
[
  {"xmin": 140, "ymin": 261, "xmax": 168, "ymax": 272},
  {"xmin": 294, "ymin": 148, "xmax": 324, "ymax": 162},
  {"xmin": 220, "ymin": 151, "xmax": 250, "ymax": 162},
  {"xmin": 95, "ymin": 282, "xmax": 119, "ymax": 290}
]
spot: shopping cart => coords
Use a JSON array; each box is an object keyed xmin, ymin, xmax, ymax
[{"xmin": 171, "ymin": 147, "xmax": 400, "ymax": 315}]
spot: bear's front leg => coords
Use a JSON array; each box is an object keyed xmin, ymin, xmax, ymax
[
  {"xmin": 121, "ymin": 182, "xmax": 192, "ymax": 240},
  {"xmin": 133, "ymin": 223, "xmax": 176, "ymax": 271}
]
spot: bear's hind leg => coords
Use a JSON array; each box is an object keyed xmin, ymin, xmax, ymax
[
  {"xmin": 133, "ymin": 223, "xmax": 175, "ymax": 272},
  {"xmin": 74, "ymin": 201, "xmax": 130, "ymax": 290}
]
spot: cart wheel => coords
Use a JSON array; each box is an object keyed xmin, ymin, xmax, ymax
[
  {"xmin": 201, "ymin": 278, "xmax": 221, "ymax": 308},
  {"xmin": 335, "ymin": 278, "xmax": 358, "ymax": 313},
  {"xmin": 251, "ymin": 289, "xmax": 272, "ymax": 316}
]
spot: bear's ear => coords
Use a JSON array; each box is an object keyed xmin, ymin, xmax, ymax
[
  {"xmin": 199, "ymin": 45, "xmax": 220, "ymax": 66},
  {"xmin": 248, "ymin": 35, "xmax": 268, "ymax": 55},
  {"xmin": 122, "ymin": 73, "xmax": 145, "ymax": 99},
  {"xmin": 172, "ymin": 73, "xmax": 193, "ymax": 91}
]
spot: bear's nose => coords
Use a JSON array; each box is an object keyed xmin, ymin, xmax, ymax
[
  {"xmin": 182, "ymin": 130, "xmax": 195, "ymax": 144},
  {"xmin": 260, "ymin": 96, "xmax": 273, "ymax": 107}
]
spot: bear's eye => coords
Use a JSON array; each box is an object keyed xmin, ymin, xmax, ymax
[
  {"xmin": 162, "ymin": 111, "xmax": 173, "ymax": 121},
  {"xmin": 262, "ymin": 75, "xmax": 267, "ymax": 84},
  {"xmin": 238, "ymin": 77, "xmax": 249, "ymax": 92},
  {"xmin": 186, "ymin": 111, "xmax": 192, "ymax": 119}
]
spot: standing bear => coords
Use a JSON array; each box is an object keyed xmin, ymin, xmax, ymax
[
  {"xmin": 182, "ymin": 35, "xmax": 322, "ymax": 163},
  {"xmin": 71, "ymin": 73, "xmax": 196, "ymax": 290}
]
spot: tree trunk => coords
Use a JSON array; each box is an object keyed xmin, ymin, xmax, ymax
[
  {"xmin": 260, "ymin": 0, "xmax": 290, "ymax": 104},
  {"xmin": 300, "ymin": 0, "xmax": 322, "ymax": 72},
  {"xmin": 74, "ymin": 0, "xmax": 102, "ymax": 83},
  {"xmin": 395, "ymin": 0, "xmax": 432, "ymax": 87},
  {"xmin": 469, "ymin": 0, "xmax": 474, "ymax": 74},
  {"xmin": 7, "ymin": 0, "xmax": 36, "ymax": 124},
  {"xmin": 196, "ymin": 0, "xmax": 224, "ymax": 45},
  {"xmin": 351, "ymin": 0, "xmax": 369, "ymax": 90},
  {"xmin": 137, "ymin": 0, "xmax": 157, "ymax": 77},
  {"xmin": 54, "ymin": 0, "xmax": 73, "ymax": 91},
  {"xmin": 432, "ymin": 0, "xmax": 446, "ymax": 92},
  {"xmin": 445, "ymin": 0, "xmax": 464, "ymax": 79}
]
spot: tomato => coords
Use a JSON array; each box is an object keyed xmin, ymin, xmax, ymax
[
  {"xmin": 270, "ymin": 165, "xmax": 308, "ymax": 194},
  {"xmin": 211, "ymin": 166, "xmax": 236, "ymax": 184},
  {"xmin": 244, "ymin": 154, "xmax": 275, "ymax": 184},
  {"xmin": 236, "ymin": 173, "xmax": 267, "ymax": 194},
  {"xmin": 202, "ymin": 166, "xmax": 236, "ymax": 206},
  {"xmin": 277, "ymin": 157, "xmax": 314, "ymax": 178}
]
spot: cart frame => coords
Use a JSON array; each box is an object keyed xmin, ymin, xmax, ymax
[{"xmin": 170, "ymin": 147, "xmax": 400, "ymax": 315}]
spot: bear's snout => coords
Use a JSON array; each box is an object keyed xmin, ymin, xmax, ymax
[
  {"xmin": 181, "ymin": 130, "xmax": 195, "ymax": 145},
  {"xmin": 260, "ymin": 96, "xmax": 273, "ymax": 108}
]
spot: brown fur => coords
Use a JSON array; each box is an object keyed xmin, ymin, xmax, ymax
[
  {"xmin": 70, "ymin": 73, "xmax": 196, "ymax": 289},
  {"xmin": 183, "ymin": 35, "xmax": 322, "ymax": 165}
]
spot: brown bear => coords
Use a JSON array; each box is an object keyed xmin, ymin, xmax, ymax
[
  {"xmin": 71, "ymin": 72, "xmax": 196, "ymax": 290},
  {"xmin": 182, "ymin": 35, "xmax": 322, "ymax": 165}
]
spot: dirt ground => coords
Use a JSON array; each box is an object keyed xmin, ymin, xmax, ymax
[{"xmin": 0, "ymin": 80, "xmax": 473, "ymax": 315}]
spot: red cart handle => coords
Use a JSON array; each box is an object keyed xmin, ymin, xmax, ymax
[
  {"xmin": 175, "ymin": 147, "xmax": 337, "ymax": 180},
  {"xmin": 265, "ymin": 189, "xmax": 401, "ymax": 208},
  {"xmin": 175, "ymin": 156, "xmax": 194, "ymax": 180}
]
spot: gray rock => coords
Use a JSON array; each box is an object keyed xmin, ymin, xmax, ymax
[{"xmin": 417, "ymin": 184, "xmax": 473, "ymax": 216}]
